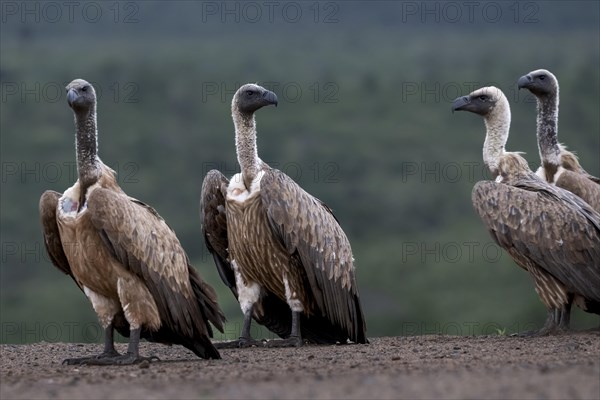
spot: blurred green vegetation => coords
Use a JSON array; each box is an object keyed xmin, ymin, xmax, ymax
[{"xmin": 1, "ymin": 1, "xmax": 599, "ymax": 343}]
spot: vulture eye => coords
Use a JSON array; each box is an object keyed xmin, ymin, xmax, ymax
[
  {"xmin": 538, "ymin": 75, "xmax": 546, "ymax": 81},
  {"xmin": 246, "ymin": 90, "xmax": 254, "ymax": 96},
  {"xmin": 81, "ymin": 86, "xmax": 88, "ymax": 92},
  {"xmin": 478, "ymin": 95, "xmax": 488, "ymax": 101}
]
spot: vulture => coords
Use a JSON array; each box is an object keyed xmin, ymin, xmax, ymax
[
  {"xmin": 201, "ymin": 83, "xmax": 367, "ymax": 347},
  {"xmin": 39, "ymin": 79, "xmax": 225, "ymax": 365},
  {"xmin": 517, "ymin": 69, "xmax": 600, "ymax": 211},
  {"xmin": 452, "ymin": 86, "xmax": 600, "ymax": 335}
]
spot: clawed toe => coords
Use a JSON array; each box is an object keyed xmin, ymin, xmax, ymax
[
  {"xmin": 239, "ymin": 338, "xmax": 266, "ymax": 348},
  {"xmin": 62, "ymin": 350, "xmax": 121, "ymax": 365},
  {"xmin": 62, "ymin": 353, "xmax": 159, "ymax": 366},
  {"xmin": 111, "ymin": 353, "xmax": 160, "ymax": 365},
  {"xmin": 265, "ymin": 337, "xmax": 303, "ymax": 348},
  {"xmin": 215, "ymin": 338, "xmax": 265, "ymax": 349},
  {"xmin": 214, "ymin": 340, "xmax": 240, "ymax": 349},
  {"xmin": 512, "ymin": 326, "xmax": 568, "ymax": 337},
  {"xmin": 62, "ymin": 357, "xmax": 93, "ymax": 366}
]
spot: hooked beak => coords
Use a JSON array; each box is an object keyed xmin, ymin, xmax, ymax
[
  {"xmin": 67, "ymin": 88, "xmax": 78, "ymax": 106},
  {"xmin": 517, "ymin": 75, "xmax": 531, "ymax": 90},
  {"xmin": 451, "ymin": 96, "xmax": 470, "ymax": 113},
  {"xmin": 263, "ymin": 90, "xmax": 278, "ymax": 107}
]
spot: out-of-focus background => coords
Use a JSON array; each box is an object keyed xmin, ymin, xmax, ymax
[{"xmin": 1, "ymin": 1, "xmax": 598, "ymax": 343}]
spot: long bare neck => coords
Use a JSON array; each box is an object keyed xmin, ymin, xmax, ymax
[
  {"xmin": 535, "ymin": 91, "xmax": 560, "ymax": 180},
  {"xmin": 232, "ymin": 110, "xmax": 260, "ymax": 189},
  {"xmin": 482, "ymin": 102, "xmax": 510, "ymax": 178},
  {"xmin": 74, "ymin": 106, "xmax": 101, "ymax": 190}
]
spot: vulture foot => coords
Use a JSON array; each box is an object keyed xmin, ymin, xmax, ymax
[
  {"xmin": 514, "ymin": 325, "xmax": 568, "ymax": 337},
  {"xmin": 64, "ymin": 353, "xmax": 160, "ymax": 366},
  {"xmin": 265, "ymin": 336, "xmax": 303, "ymax": 348},
  {"xmin": 62, "ymin": 349, "xmax": 121, "ymax": 365},
  {"xmin": 512, "ymin": 307, "xmax": 571, "ymax": 337},
  {"xmin": 97, "ymin": 353, "xmax": 160, "ymax": 365},
  {"xmin": 215, "ymin": 338, "xmax": 265, "ymax": 349}
]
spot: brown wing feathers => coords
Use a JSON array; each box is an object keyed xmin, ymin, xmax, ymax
[
  {"xmin": 200, "ymin": 170, "xmax": 236, "ymax": 292},
  {"xmin": 555, "ymin": 169, "xmax": 600, "ymax": 212},
  {"xmin": 87, "ymin": 188, "xmax": 225, "ymax": 357},
  {"xmin": 260, "ymin": 169, "xmax": 367, "ymax": 343},
  {"xmin": 39, "ymin": 191, "xmax": 73, "ymax": 278}
]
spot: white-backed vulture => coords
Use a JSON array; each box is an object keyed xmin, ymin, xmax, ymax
[
  {"xmin": 39, "ymin": 79, "xmax": 225, "ymax": 365},
  {"xmin": 452, "ymin": 86, "xmax": 600, "ymax": 335},
  {"xmin": 517, "ymin": 69, "xmax": 600, "ymax": 211},
  {"xmin": 201, "ymin": 83, "xmax": 367, "ymax": 347}
]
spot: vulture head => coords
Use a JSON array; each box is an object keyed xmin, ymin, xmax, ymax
[
  {"xmin": 66, "ymin": 79, "xmax": 96, "ymax": 112},
  {"xmin": 232, "ymin": 83, "xmax": 278, "ymax": 115},
  {"xmin": 517, "ymin": 69, "xmax": 558, "ymax": 97},
  {"xmin": 451, "ymin": 86, "xmax": 507, "ymax": 117}
]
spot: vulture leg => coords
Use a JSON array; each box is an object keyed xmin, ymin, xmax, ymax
[
  {"xmin": 266, "ymin": 311, "xmax": 303, "ymax": 348},
  {"xmin": 101, "ymin": 323, "xmax": 120, "ymax": 356},
  {"xmin": 215, "ymin": 306, "xmax": 265, "ymax": 349},
  {"xmin": 557, "ymin": 302, "xmax": 572, "ymax": 330},
  {"xmin": 238, "ymin": 308, "xmax": 266, "ymax": 348},
  {"xmin": 87, "ymin": 328, "xmax": 159, "ymax": 365},
  {"xmin": 514, "ymin": 271, "xmax": 575, "ymax": 337},
  {"xmin": 517, "ymin": 302, "xmax": 572, "ymax": 337},
  {"xmin": 62, "ymin": 324, "xmax": 121, "ymax": 365},
  {"xmin": 107, "ymin": 327, "xmax": 160, "ymax": 365},
  {"xmin": 64, "ymin": 327, "xmax": 159, "ymax": 366}
]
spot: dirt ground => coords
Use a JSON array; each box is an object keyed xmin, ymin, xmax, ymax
[{"xmin": 1, "ymin": 332, "xmax": 599, "ymax": 400}]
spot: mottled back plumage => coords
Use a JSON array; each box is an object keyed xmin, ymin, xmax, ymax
[{"xmin": 473, "ymin": 172, "xmax": 600, "ymax": 305}]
